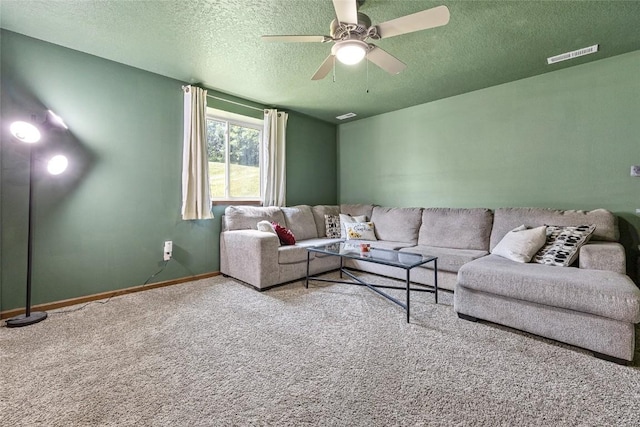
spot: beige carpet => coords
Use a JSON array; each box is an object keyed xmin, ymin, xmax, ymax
[{"xmin": 2, "ymin": 272, "xmax": 640, "ymax": 426}]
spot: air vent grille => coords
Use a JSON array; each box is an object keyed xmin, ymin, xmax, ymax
[
  {"xmin": 547, "ymin": 45, "xmax": 599, "ymax": 65},
  {"xmin": 336, "ymin": 112, "xmax": 357, "ymax": 120}
]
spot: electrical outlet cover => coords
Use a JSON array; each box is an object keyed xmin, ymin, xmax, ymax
[{"xmin": 163, "ymin": 241, "xmax": 173, "ymax": 261}]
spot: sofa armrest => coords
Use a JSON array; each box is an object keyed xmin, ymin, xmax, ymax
[
  {"xmin": 578, "ymin": 242, "xmax": 626, "ymax": 274},
  {"xmin": 220, "ymin": 230, "xmax": 281, "ymax": 289}
]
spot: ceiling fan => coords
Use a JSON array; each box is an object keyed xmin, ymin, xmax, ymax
[{"xmin": 262, "ymin": 0, "xmax": 450, "ymax": 80}]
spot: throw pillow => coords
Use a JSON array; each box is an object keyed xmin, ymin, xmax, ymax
[
  {"xmin": 491, "ymin": 225, "xmax": 547, "ymax": 263},
  {"xmin": 324, "ymin": 214, "xmax": 341, "ymax": 239},
  {"xmin": 532, "ymin": 224, "xmax": 596, "ymax": 267},
  {"xmin": 339, "ymin": 214, "xmax": 367, "ymax": 238},
  {"xmin": 257, "ymin": 220, "xmax": 277, "ymax": 235},
  {"xmin": 344, "ymin": 222, "xmax": 378, "ymax": 241},
  {"xmin": 271, "ymin": 222, "xmax": 296, "ymax": 246}
]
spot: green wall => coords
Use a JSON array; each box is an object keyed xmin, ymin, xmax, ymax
[
  {"xmin": 0, "ymin": 31, "xmax": 337, "ymax": 311},
  {"xmin": 339, "ymin": 50, "xmax": 640, "ymax": 276},
  {"xmin": 286, "ymin": 112, "xmax": 337, "ymax": 206}
]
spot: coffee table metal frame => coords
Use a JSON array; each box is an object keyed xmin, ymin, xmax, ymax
[{"xmin": 305, "ymin": 242, "xmax": 438, "ymax": 323}]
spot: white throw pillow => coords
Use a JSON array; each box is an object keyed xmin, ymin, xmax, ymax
[
  {"xmin": 257, "ymin": 220, "xmax": 277, "ymax": 234},
  {"xmin": 491, "ymin": 225, "xmax": 547, "ymax": 263},
  {"xmin": 344, "ymin": 222, "xmax": 378, "ymax": 241},
  {"xmin": 339, "ymin": 214, "xmax": 367, "ymax": 238}
]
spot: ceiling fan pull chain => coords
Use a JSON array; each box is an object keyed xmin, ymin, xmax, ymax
[
  {"xmin": 366, "ymin": 52, "xmax": 369, "ymax": 93},
  {"xmin": 333, "ymin": 55, "xmax": 336, "ymax": 83}
]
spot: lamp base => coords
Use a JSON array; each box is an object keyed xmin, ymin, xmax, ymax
[{"xmin": 5, "ymin": 311, "xmax": 47, "ymax": 328}]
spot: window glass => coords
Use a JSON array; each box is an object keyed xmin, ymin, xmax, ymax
[
  {"xmin": 207, "ymin": 119, "xmax": 227, "ymax": 199},
  {"xmin": 228, "ymin": 124, "xmax": 261, "ymax": 198},
  {"xmin": 206, "ymin": 111, "xmax": 262, "ymax": 201}
]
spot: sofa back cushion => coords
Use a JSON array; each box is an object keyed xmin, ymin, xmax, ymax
[
  {"xmin": 370, "ymin": 206, "xmax": 423, "ymax": 244},
  {"xmin": 281, "ymin": 205, "xmax": 318, "ymax": 241},
  {"xmin": 418, "ymin": 208, "xmax": 494, "ymax": 251},
  {"xmin": 311, "ymin": 205, "xmax": 340, "ymax": 237},
  {"xmin": 224, "ymin": 206, "xmax": 286, "ymax": 231},
  {"xmin": 490, "ymin": 208, "xmax": 618, "ymax": 251},
  {"xmin": 340, "ymin": 204, "xmax": 375, "ymax": 220}
]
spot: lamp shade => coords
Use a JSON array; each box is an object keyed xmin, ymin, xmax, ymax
[
  {"xmin": 333, "ymin": 40, "xmax": 368, "ymax": 65},
  {"xmin": 47, "ymin": 155, "xmax": 69, "ymax": 175},
  {"xmin": 10, "ymin": 121, "xmax": 41, "ymax": 143}
]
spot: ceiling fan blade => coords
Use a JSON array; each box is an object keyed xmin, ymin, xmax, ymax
[
  {"xmin": 332, "ymin": 0, "xmax": 358, "ymax": 24},
  {"xmin": 262, "ymin": 35, "xmax": 332, "ymax": 43},
  {"xmin": 311, "ymin": 55, "xmax": 335, "ymax": 80},
  {"xmin": 367, "ymin": 46, "xmax": 406, "ymax": 75},
  {"xmin": 376, "ymin": 5, "xmax": 450, "ymax": 39}
]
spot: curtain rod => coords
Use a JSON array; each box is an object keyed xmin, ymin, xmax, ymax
[{"xmin": 206, "ymin": 94, "xmax": 264, "ymax": 112}]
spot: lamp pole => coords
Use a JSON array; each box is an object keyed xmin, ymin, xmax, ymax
[{"xmin": 6, "ymin": 141, "xmax": 48, "ymax": 327}]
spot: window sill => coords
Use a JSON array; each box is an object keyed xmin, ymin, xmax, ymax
[{"xmin": 212, "ymin": 200, "xmax": 262, "ymax": 206}]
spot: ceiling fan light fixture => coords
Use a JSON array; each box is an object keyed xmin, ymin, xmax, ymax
[{"xmin": 333, "ymin": 40, "xmax": 368, "ymax": 65}]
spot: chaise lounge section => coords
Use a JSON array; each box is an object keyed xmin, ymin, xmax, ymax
[{"xmin": 453, "ymin": 207, "xmax": 640, "ymax": 364}]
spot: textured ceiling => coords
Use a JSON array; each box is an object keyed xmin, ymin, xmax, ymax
[{"xmin": 2, "ymin": 0, "xmax": 640, "ymax": 124}]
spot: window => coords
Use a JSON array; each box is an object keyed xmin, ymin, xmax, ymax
[{"xmin": 206, "ymin": 109, "xmax": 263, "ymax": 201}]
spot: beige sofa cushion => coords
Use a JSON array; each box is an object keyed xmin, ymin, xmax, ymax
[
  {"xmin": 490, "ymin": 208, "xmax": 618, "ymax": 251},
  {"xmin": 340, "ymin": 204, "xmax": 374, "ymax": 220},
  {"xmin": 225, "ymin": 206, "xmax": 285, "ymax": 231},
  {"xmin": 418, "ymin": 208, "xmax": 493, "ymax": 251},
  {"xmin": 400, "ymin": 245, "xmax": 488, "ymax": 273},
  {"xmin": 579, "ymin": 242, "xmax": 626, "ymax": 274},
  {"xmin": 370, "ymin": 206, "xmax": 423, "ymax": 244},
  {"xmin": 281, "ymin": 205, "xmax": 318, "ymax": 241},
  {"xmin": 278, "ymin": 245, "xmax": 313, "ymax": 265}
]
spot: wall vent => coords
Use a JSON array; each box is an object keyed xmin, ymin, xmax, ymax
[
  {"xmin": 336, "ymin": 112, "xmax": 357, "ymax": 120},
  {"xmin": 547, "ymin": 44, "xmax": 599, "ymax": 65}
]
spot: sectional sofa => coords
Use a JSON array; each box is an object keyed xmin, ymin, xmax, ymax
[{"xmin": 220, "ymin": 204, "xmax": 640, "ymax": 364}]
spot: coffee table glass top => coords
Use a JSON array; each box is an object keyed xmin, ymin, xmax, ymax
[{"xmin": 307, "ymin": 242, "xmax": 436, "ymax": 269}]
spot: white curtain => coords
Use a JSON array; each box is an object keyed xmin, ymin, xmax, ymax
[
  {"xmin": 262, "ymin": 109, "xmax": 288, "ymax": 207},
  {"xmin": 181, "ymin": 85, "xmax": 213, "ymax": 220}
]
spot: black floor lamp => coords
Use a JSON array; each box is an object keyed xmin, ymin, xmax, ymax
[{"xmin": 5, "ymin": 111, "xmax": 69, "ymax": 328}]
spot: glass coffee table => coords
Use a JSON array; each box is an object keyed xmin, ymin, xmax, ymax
[{"xmin": 305, "ymin": 242, "xmax": 438, "ymax": 323}]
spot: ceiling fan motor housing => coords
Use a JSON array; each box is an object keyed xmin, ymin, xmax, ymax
[{"xmin": 330, "ymin": 12, "xmax": 377, "ymax": 41}]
